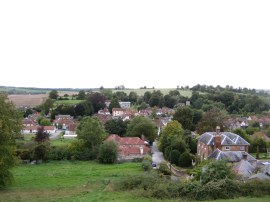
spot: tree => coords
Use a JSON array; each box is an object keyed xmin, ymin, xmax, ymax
[
  {"xmin": 173, "ymin": 106, "xmax": 194, "ymax": 130},
  {"xmin": 77, "ymin": 90, "xmax": 86, "ymax": 100},
  {"xmin": 104, "ymin": 118, "xmax": 127, "ymax": 136},
  {"xmin": 149, "ymin": 91, "xmax": 164, "ymax": 107},
  {"xmin": 178, "ymin": 151, "xmax": 193, "ymax": 167},
  {"xmin": 76, "ymin": 117, "xmax": 106, "ymax": 149},
  {"xmin": 196, "ymin": 109, "xmax": 228, "ymax": 135},
  {"xmin": 201, "ymin": 160, "xmax": 234, "ymax": 184},
  {"xmin": 98, "ymin": 141, "xmax": 118, "ymax": 164},
  {"xmin": 49, "ymin": 90, "xmax": 58, "ymax": 100},
  {"xmin": 35, "ymin": 127, "xmax": 50, "ymax": 142},
  {"xmin": 88, "ymin": 92, "xmax": 106, "ymax": 113},
  {"xmin": 0, "ymin": 94, "xmax": 22, "ymax": 189},
  {"xmin": 74, "ymin": 101, "xmax": 94, "ymax": 117},
  {"xmin": 40, "ymin": 118, "xmax": 51, "ymax": 126},
  {"xmin": 109, "ymin": 98, "xmax": 120, "ymax": 113},
  {"xmin": 164, "ymin": 95, "xmax": 177, "ymax": 108},
  {"xmin": 126, "ymin": 116, "xmax": 157, "ymax": 143},
  {"xmin": 143, "ymin": 91, "xmax": 152, "ymax": 104},
  {"xmin": 129, "ymin": 91, "xmax": 138, "ymax": 104}
]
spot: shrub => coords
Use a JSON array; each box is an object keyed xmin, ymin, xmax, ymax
[
  {"xmin": 158, "ymin": 162, "xmax": 171, "ymax": 175},
  {"xmin": 170, "ymin": 150, "xmax": 180, "ymax": 165},
  {"xmin": 239, "ymin": 180, "xmax": 270, "ymax": 197},
  {"xmin": 141, "ymin": 160, "xmax": 151, "ymax": 171},
  {"xmin": 178, "ymin": 151, "xmax": 193, "ymax": 167},
  {"xmin": 98, "ymin": 141, "xmax": 118, "ymax": 164},
  {"xmin": 201, "ymin": 160, "xmax": 235, "ymax": 184}
]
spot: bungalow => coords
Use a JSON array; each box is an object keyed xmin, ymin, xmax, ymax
[
  {"xmin": 106, "ymin": 134, "xmax": 150, "ymax": 161},
  {"xmin": 22, "ymin": 118, "xmax": 35, "ymax": 126},
  {"xmin": 119, "ymin": 101, "xmax": 131, "ymax": 109},
  {"xmin": 22, "ymin": 126, "xmax": 56, "ymax": 134}
]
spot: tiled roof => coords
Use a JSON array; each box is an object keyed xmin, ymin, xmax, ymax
[
  {"xmin": 106, "ymin": 134, "xmax": 145, "ymax": 145},
  {"xmin": 120, "ymin": 146, "xmax": 150, "ymax": 155},
  {"xmin": 208, "ymin": 149, "xmax": 256, "ymax": 162},
  {"xmin": 197, "ymin": 132, "xmax": 250, "ymax": 146},
  {"xmin": 233, "ymin": 160, "xmax": 255, "ymax": 178}
]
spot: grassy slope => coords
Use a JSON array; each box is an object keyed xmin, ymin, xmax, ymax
[
  {"xmin": 54, "ymin": 99, "xmax": 83, "ymax": 105},
  {"xmin": 112, "ymin": 89, "xmax": 192, "ymax": 97},
  {"xmin": 0, "ymin": 161, "xmax": 269, "ymax": 202}
]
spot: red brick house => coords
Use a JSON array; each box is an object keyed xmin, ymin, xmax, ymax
[
  {"xmin": 106, "ymin": 134, "xmax": 150, "ymax": 161},
  {"xmin": 197, "ymin": 126, "xmax": 250, "ymax": 161}
]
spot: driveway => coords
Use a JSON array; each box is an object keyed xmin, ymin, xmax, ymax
[
  {"xmin": 49, "ymin": 130, "xmax": 63, "ymax": 140},
  {"xmin": 151, "ymin": 140, "xmax": 165, "ymax": 165}
]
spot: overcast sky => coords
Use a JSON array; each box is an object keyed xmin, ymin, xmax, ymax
[{"xmin": 0, "ymin": 1, "xmax": 269, "ymax": 89}]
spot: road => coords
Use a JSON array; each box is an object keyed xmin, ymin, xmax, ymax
[{"xmin": 151, "ymin": 140, "xmax": 165, "ymax": 165}]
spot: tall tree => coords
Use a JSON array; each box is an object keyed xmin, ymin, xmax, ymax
[
  {"xmin": 109, "ymin": 98, "xmax": 120, "ymax": 113},
  {"xmin": 74, "ymin": 101, "xmax": 94, "ymax": 117},
  {"xmin": 76, "ymin": 117, "xmax": 106, "ymax": 149},
  {"xmin": 104, "ymin": 118, "xmax": 127, "ymax": 136},
  {"xmin": 129, "ymin": 91, "xmax": 138, "ymax": 104},
  {"xmin": 77, "ymin": 90, "xmax": 86, "ymax": 100},
  {"xmin": 196, "ymin": 109, "xmax": 228, "ymax": 134},
  {"xmin": 126, "ymin": 116, "xmax": 157, "ymax": 143},
  {"xmin": 0, "ymin": 94, "xmax": 22, "ymax": 188},
  {"xmin": 49, "ymin": 90, "xmax": 58, "ymax": 100},
  {"xmin": 88, "ymin": 92, "xmax": 106, "ymax": 113},
  {"xmin": 173, "ymin": 106, "xmax": 194, "ymax": 130}
]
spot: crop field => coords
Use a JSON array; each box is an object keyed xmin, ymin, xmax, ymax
[
  {"xmin": 54, "ymin": 99, "xmax": 83, "ymax": 106},
  {"xmin": 8, "ymin": 94, "xmax": 49, "ymax": 107}
]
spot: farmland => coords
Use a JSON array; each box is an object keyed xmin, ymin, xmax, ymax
[{"xmin": 8, "ymin": 94, "xmax": 49, "ymax": 107}]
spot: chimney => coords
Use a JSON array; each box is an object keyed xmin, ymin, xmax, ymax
[
  {"xmin": 214, "ymin": 126, "xmax": 222, "ymax": 150},
  {"xmin": 242, "ymin": 152, "xmax": 248, "ymax": 161}
]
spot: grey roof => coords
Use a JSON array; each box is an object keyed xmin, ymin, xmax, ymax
[
  {"xmin": 263, "ymin": 164, "xmax": 270, "ymax": 175},
  {"xmin": 197, "ymin": 132, "xmax": 250, "ymax": 146},
  {"xmin": 233, "ymin": 160, "xmax": 255, "ymax": 178},
  {"xmin": 208, "ymin": 149, "xmax": 256, "ymax": 163},
  {"xmin": 248, "ymin": 173, "xmax": 270, "ymax": 181}
]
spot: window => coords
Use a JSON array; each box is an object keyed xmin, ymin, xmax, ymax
[
  {"xmin": 225, "ymin": 146, "xmax": 230, "ymax": 150},
  {"xmin": 240, "ymin": 146, "xmax": 245, "ymax": 151}
]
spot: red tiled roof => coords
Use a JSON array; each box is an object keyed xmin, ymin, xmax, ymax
[{"xmin": 120, "ymin": 146, "xmax": 150, "ymax": 155}]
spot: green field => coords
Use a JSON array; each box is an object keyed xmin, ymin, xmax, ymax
[
  {"xmin": 54, "ymin": 99, "xmax": 83, "ymax": 105},
  {"xmin": 1, "ymin": 161, "xmax": 269, "ymax": 202},
  {"xmin": 112, "ymin": 89, "xmax": 192, "ymax": 97}
]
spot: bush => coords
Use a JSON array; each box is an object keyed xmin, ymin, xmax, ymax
[
  {"xmin": 239, "ymin": 180, "xmax": 270, "ymax": 197},
  {"xmin": 170, "ymin": 150, "xmax": 180, "ymax": 165},
  {"xmin": 158, "ymin": 162, "xmax": 171, "ymax": 175},
  {"xmin": 49, "ymin": 146, "xmax": 71, "ymax": 160},
  {"xmin": 98, "ymin": 141, "xmax": 118, "ymax": 164},
  {"xmin": 178, "ymin": 151, "xmax": 193, "ymax": 167},
  {"xmin": 141, "ymin": 160, "xmax": 151, "ymax": 171}
]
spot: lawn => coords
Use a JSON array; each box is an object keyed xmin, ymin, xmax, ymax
[{"xmin": 1, "ymin": 161, "xmax": 269, "ymax": 202}]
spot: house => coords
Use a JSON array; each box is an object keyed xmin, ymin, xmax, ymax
[
  {"xmin": 22, "ymin": 126, "xmax": 56, "ymax": 134},
  {"xmin": 94, "ymin": 113, "xmax": 112, "ymax": 125},
  {"xmin": 112, "ymin": 108, "xmax": 134, "ymax": 118},
  {"xmin": 54, "ymin": 115, "xmax": 76, "ymax": 130},
  {"xmin": 233, "ymin": 157, "xmax": 255, "ymax": 178},
  {"xmin": 106, "ymin": 134, "xmax": 150, "ymax": 161},
  {"xmin": 197, "ymin": 126, "xmax": 250, "ymax": 161},
  {"xmin": 119, "ymin": 101, "xmax": 131, "ymax": 109},
  {"xmin": 98, "ymin": 108, "xmax": 110, "ymax": 115},
  {"xmin": 22, "ymin": 118, "xmax": 36, "ymax": 126}
]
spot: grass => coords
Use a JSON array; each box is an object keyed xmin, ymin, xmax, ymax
[
  {"xmin": 112, "ymin": 89, "xmax": 192, "ymax": 97},
  {"xmin": 50, "ymin": 138, "xmax": 76, "ymax": 146},
  {"xmin": 54, "ymin": 99, "xmax": 83, "ymax": 105},
  {"xmin": 0, "ymin": 161, "xmax": 269, "ymax": 202}
]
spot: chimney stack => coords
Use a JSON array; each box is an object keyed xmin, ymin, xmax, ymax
[{"xmin": 214, "ymin": 126, "xmax": 222, "ymax": 150}]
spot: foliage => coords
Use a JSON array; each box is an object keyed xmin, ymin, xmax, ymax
[
  {"xmin": 170, "ymin": 150, "xmax": 180, "ymax": 165},
  {"xmin": 158, "ymin": 162, "xmax": 171, "ymax": 175},
  {"xmin": 34, "ymin": 143, "xmax": 50, "ymax": 162},
  {"xmin": 0, "ymin": 94, "xmax": 22, "ymax": 189},
  {"xmin": 141, "ymin": 160, "xmax": 151, "ymax": 171},
  {"xmin": 77, "ymin": 90, "xmax": 86, "ymax": 100},
  {"xmin": 34, "ymin": 127, "xmax": 50, "ymax": 142},
  {"xmin": 178, "ymin": 151, "xmax": 193, "ymax": 167},
  {"xmin": 149, "ymin": 90, "xmax": 164, "ymax": 107},
  {"xmin": 126, "ymin": 116, "xmax": 157, "ymax": 143},
  {"xmin": 233, "ymin": 128, "xmax": 251, "ymax": 142},
  {"xmin": 108, "ymin": 98, "xmax": 120, "ymax": 113},
  {"xmin": 98, "ymin": 141, "xmax": 118, "ymax": 164},
  {"xmin": 76, "ymin": 117, "xmax": 106, "ymax": 149},
  {"xmin": 40, "ymin": 118, "xmax": 51, "ymax": 126},
  {"xmin": 173, "ymin": 106, "xmax": 194, "ymax": 130},
  {"xmin": 196, "ymin": 108, "xmax": 228, "ymax": 134},
  {"xmin": 74, "ymin": 101, "xmax": 94, "ymax": 117},
  {"xmin": 87, "ymin": 92, "xmax": 106, "ymax": 113},
  {"xmin": 200, "ymin": 160, "xmax": 235, "ymax": 184},
  {"xmin": 129, "ymin": 91, "xmax": 138, "ymax": 104},
  {"xmin": 49, "ymin": 90, "xmax": 58, "ymax": 99},
  {"xmin": 104, "ymin": 118, "xmax": 127, "ymax": 136}
]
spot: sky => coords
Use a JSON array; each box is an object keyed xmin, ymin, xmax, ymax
[{"xmin": 0, "ymin": 1, "xmax": 269, "ymax": 90}]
